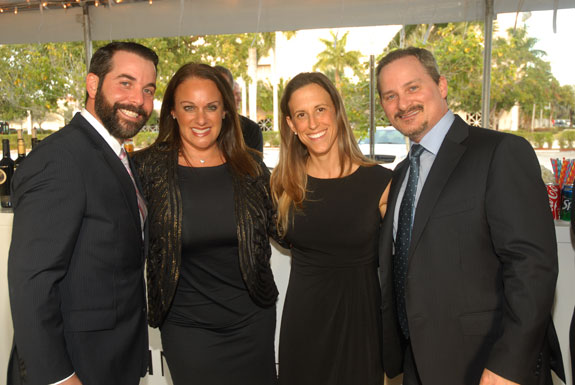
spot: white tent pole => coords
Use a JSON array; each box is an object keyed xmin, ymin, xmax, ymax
[
  {"xmin": 481, "ymin": 0, "xmax": 494, "ymax": 129},
  {"xmin": 369, "ymin": 55, "xmax": 375, "ymax": 159},
  {"xmin": 82, "ymin": 3, "xmax": 93, "ymax": 70},
  {"xmin": 248, "ymin": 47, "xmax": 258, "ymax": 123},
  {"xmin": 272, "ymin": 32, "xmax": 279, "ymax": 131}
]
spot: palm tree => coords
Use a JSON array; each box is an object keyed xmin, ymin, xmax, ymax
[{"xmin": 313, "ymin": 31, "xmax": 362, "ymax": 90}]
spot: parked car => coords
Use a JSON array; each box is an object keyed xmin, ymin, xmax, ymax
[
  {"xmin": 554, "ymin": 119, "xmax": 570, "ymax": 128},
  {"xmin": 358, "ymin": 126, "xmax": 408, "ymax": 169}
]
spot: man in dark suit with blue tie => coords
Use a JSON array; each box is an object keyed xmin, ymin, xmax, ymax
[
  {"xmin": 8, "ymin": 42, "xmax": 158, "ymax": 385},
  {"xmin": 377, "ymin": 47, "xmax": 564, "ymax": 385}
]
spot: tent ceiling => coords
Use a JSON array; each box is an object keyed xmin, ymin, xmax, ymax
[{"xmin": 0, "ymin": 0, "xmax": 573, "ymax": 45}]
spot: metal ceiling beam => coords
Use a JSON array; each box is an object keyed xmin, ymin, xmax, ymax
[
  {"xmin": 82, "ymin": 3, "xmax": 92, "ymax": 69},
  {"xmin": 481, "ymin": 0, "xmax": 494, "ymax": 129}
]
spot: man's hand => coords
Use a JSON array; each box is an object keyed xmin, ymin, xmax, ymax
[
  {"xmin": 60, "ymin": 374, "xmax": 83, "ymax": 385},
  {"xmin": 479, "ymin": 369, "xmax": 520, "ymax": 385}
]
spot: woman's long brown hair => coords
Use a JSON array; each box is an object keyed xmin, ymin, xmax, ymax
[
  {"xmin": 270, "ymin": 72, "xmax": 373, "ymax": 236},
  {"xmin": 153, "ymin": 62, "xmax": 259, "ymax": 177}
]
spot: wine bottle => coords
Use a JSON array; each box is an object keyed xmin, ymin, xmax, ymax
[
  {"xmin": 0, "ymin": 139, "xmax": 14, "ymax": 208},
  {"xmin": 14, "ymin": 129, "xmax": 26, "ymax": 171},
  {"xmin": 124, "ymin": 138, "xmax": 134, "ymax": 154},
  {"xmin": 0, "ymin": 121, "xmax": 9, "ymax": 135},
  {"xmin": 31, "ymin": 127, "xmax": 39, "ymax": 150}
]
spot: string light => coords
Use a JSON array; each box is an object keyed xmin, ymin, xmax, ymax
[{"xmin": 0, "ymin": 0, "xmax": 156, "ymax": 14}]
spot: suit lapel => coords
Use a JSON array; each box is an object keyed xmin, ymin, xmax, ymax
[
  {"xmin": 381, "ymin": 159, "xmax": 409, "ymax": 258},
  {"xmin": 389, "ymin": 159, "xmax": 409, "ymax": 212},
  {"xmin": 408, "ymin": 117, "xmax": 468, "ymax": 261},
  {"xmin": 73, "ymin": 114, "xmax": 142, "ymax": 234}
]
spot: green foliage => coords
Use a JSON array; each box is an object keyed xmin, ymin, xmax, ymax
[
  {"xmin": 311, "ymin": 30, "xmax": 385, "ymax": 134},
  {"xmin": 500, "ymin": 130, "xmax": 553, "ymax": 148},
  {"xmin": 558, "ymin": 130, "xmax": 575, "ymax": 149},
  {"xmin": 531, "ymin": 132, "xmax": 554, "ymax": 148},
  {"xmin": 256, "ymin": 78, "xmax": 287, "ymax": 124},
  {"xmin": 1, "ymin": 32, "xmax": 299, "ymax": 130},
  {"xmin": 3, "ymin": 130, "xmax": 158, "ymax": 152},
  {"xmin": 340, "ymin": 78, "xmax": 388, "ymax": 133},
  {"xmin": 552, "ymin": 84, "xmax": 575, "ymax": 120},
  {"xmin": 262, "ymin": 131, "xmax": 280, "ymax": 147},
  {"xmin": 0, "ymin": 42, "xmax": 86, "ymax": 122},
  {"xmin": 257, "ymin": 80, "xmax": 274, "ymax": 117},
  {"xmin": 127, "ymin": 33, "xmax": 274, "ymax": 101},
  {"xmin": 313, "ymin": 31, "xmax": 363, "ymax": 90},
  {"xmin": 133, "ymin": 131, "xmax": 159, "ymax": 150},
  {"xmin": 431, "ymin": 23, "xmax": 485, "ymax": 114},
  {"xmin": 1, "ymin": 131, "xmax": 53, "ymax": 152},
  {"xmin": 132, "ymin": 31, "xmax": 296, "ymax": 102}
]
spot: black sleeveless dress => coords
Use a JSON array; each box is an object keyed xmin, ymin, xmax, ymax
[
  {"xmin": 160, "ymin": 164, "xmax": 277, "ymax": 385},
  {"xmin": 278, "ymin": 165, "xmax": 392, "ymax": 385}
]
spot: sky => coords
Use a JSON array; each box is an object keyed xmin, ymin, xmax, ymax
[{"xmin": 498, "ymin": 9, "xmax": 575, "ymax": 86}]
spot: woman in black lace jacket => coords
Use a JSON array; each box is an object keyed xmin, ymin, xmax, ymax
[{"xmin": 132, "ymin": 63, "xmax": 280, "ymax": 385}]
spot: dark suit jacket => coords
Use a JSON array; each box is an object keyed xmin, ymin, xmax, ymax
[
  {"xmin": 239, "ymin": 115, "xmax": 263, "ymax": 153},
  {"xmin": 379, "ymin": 115, "xmax": 564, "ymax": 385},
  {"xmin": 7, "ymin": 113, "xmax": 148, "ymax": 385}
]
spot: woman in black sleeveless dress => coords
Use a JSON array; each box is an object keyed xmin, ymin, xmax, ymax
[
  {"xmin": 270, "ymin": 72, "xmax": 393, "ymax": 385},
  {"xmin": 133, "ymin": 63, "xmax": 280, "ymax": 385}
]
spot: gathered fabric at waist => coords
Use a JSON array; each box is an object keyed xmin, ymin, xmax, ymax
[{"xmin": 290, "ymin": 247, "xmax": 377, "ymax": 270}]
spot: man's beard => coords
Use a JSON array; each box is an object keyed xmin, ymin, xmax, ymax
[{"xmin": 95, "ymin": 90, "xmax": 150, "ymax": 140}]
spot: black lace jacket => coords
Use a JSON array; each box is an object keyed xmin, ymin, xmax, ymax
[{"xmin": 132, "ymin": 142, "xmax": 281, "ymax": 328}]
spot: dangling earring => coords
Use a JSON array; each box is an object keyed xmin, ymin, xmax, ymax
[{"xmin": 172, "ymin": 115, "xmax": 176, "ymax": 120}]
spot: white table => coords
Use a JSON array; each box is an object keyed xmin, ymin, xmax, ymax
[{"xmin": 0, "ymin": 208, "xmax": 14, "ymax": 383}]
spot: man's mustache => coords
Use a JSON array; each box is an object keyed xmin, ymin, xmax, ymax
[{"xmin": 395, "ymin": 105, "xmax": 423, "ymax": 120}]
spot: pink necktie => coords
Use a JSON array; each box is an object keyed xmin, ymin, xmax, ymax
[{"xmin": 119, "ymin": 148, "xmax": 147, "ymax": 233}]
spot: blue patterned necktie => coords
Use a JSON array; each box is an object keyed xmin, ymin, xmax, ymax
[{"xmin": 394, "ymin": 144, "xmax": 424, "ymax": 339}]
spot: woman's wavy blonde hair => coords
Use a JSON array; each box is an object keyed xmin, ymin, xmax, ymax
[{"xmin": 270, "ymin": 72, "xmax": 374, "ymax": 236}]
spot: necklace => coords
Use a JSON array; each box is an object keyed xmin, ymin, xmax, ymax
[{"xmin": 179, "ymin": 147, "xmax": 218, "ymax": 167}]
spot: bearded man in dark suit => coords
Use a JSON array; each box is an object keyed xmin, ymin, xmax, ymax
[
  {"xmin": 8, "ymin": 41, "xmax": 157, "ymax": 385},
  {"xmin": 377, "ymin": 47, "xmax": 564, "ymax": 385}
]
